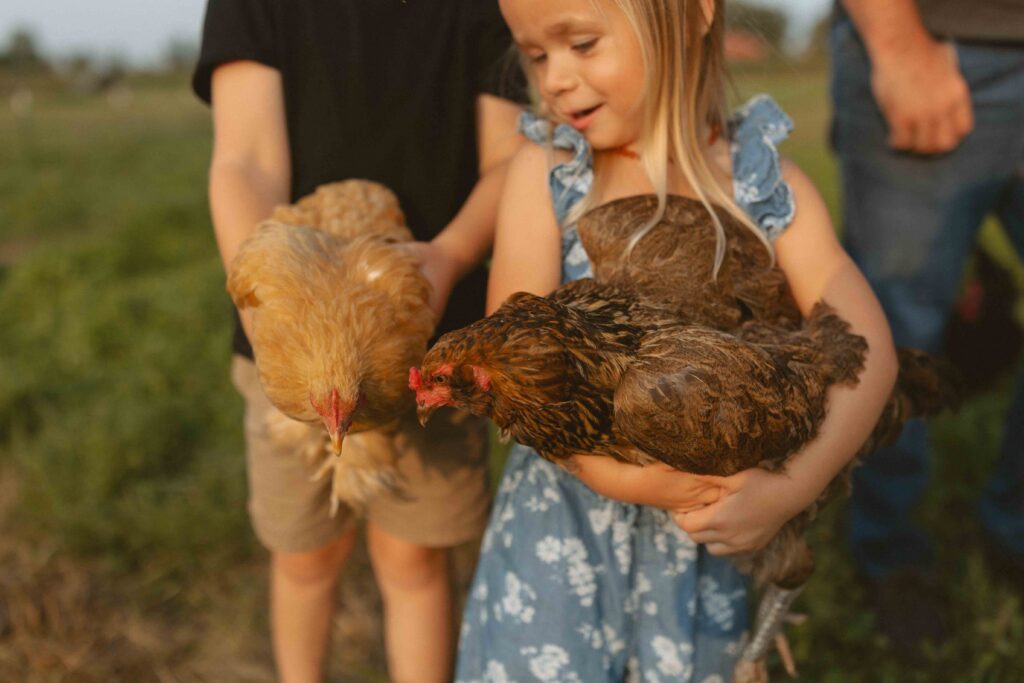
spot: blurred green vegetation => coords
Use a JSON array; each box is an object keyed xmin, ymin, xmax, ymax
[
  {"xmin": 0, "ymin": 74, "xmax": 252, "ymax": 575},
  {"xmin": 0, "ymin": 64, "xmax": 1021, "ymax": 681}
]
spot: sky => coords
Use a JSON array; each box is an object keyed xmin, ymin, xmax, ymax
[{"xmin": 0, "ymin": 0, "xmax": 833, "ymax": 66}]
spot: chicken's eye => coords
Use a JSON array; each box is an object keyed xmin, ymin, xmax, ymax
[{"xmin": 432, "ymin": 374, "xmax": 448, "ymax": 385}]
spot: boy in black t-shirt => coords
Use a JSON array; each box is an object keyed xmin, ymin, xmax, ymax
[{"xmin": 192, "ymin": 1, "xmax": 523, "ymax": 680}]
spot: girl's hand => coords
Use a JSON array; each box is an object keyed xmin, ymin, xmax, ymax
[
  {"xmin": 569, "ymin": 455, "xmax": 723, "ymax": 512},
  {"xmin": 673, "ymin": 468, "xmax": 809, "ymax": 556}
]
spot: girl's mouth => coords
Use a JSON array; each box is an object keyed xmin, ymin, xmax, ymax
[{"xmin": 568, "ymin": 104, "xmax": 602, "ymax": 130}]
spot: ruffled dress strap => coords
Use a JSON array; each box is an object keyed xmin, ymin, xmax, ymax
[
  {"xmin": 728, "ymin": 94, "xmax": 796, "ymax": 241},
  {"xmin": 518, "ymin": 110, "xmax": 594, "ymax": 226}
]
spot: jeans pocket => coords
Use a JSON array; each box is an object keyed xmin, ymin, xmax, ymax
[{"xmin": 830, "ymin": 16, "xmax": 873, "ymax": 107}]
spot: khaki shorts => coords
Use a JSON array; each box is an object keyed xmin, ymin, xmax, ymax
[{"xmin": 231, "ymin": 357, "xmax": 491, "ymax": 553}]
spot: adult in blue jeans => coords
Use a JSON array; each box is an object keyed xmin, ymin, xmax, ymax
[{"xmin": 831, "ymin": 0, "xmax": 1024, "ymax": 652}]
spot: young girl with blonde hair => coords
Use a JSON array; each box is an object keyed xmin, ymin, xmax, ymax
[{"xmin": 456, "ymin": 0, "xmax": 898, "ymax": 680}]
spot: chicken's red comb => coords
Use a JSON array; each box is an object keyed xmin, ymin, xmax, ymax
[{"xmin": 408, "ymin": 367, "xmax": 423, "ymax": 391}]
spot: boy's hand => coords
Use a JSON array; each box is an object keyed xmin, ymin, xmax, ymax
[
  {"xmin": 673, "ymin": 468, "xmax": 808, "ymax": 556},
  {"xmin": 402, "ymin": 240, "xmax": 462, "ymax": 322},
  {"xmin": 569, "ymin": 455, "xmax": 723, "ymax": 512}
]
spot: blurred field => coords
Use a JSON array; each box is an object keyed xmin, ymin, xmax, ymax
[{"xmin": 0, "ymin": 64, "xmax": 1022, "ymax": 682}]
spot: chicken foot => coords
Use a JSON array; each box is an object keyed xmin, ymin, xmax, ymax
[{"xmin": 733, "ymin": 583, "xmax": 804, "ymax": 683}]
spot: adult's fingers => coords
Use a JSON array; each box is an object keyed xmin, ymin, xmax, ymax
[
  {"xmin": 887, "ymin": 114, "xmax": 916, "ymax": 151},
  {"xmin": 929, "ymin": 115, "xmax": 959, "ymax": 154},
  {"xmin": 921, "ymin": 102, "xmax": 972, "ymax": 154},
  {"xmin": 951, "ymin": 93, "xmax": 974, "ymax": 139}
]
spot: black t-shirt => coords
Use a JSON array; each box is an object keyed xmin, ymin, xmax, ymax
[{"xmin": 193, "ymin": 0, "xmax": 520, "ymax": 357}]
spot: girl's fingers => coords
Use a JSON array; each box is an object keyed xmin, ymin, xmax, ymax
[
  {"xmin": 686, "ymin": 529, "xmax": 720, "ymax": 545},
  {"xmin": 705, "ymin": 542, "xmax": 734, "ymax": 556},
  {"xmin": 674, "ymin": 501, "xmax": 708, "ymax": 514},
  {"xmin": 675, "ymin": 503, "xmax": 717, "ymax": 533},
  {"xmin": 692, "ymin": 472, "xmax": 737, "ymax": 491},
  {"xmin": 699, "ymin": 488, "xmax": 722, "ymax": 505}
]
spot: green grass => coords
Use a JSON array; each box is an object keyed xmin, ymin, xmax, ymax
[
  {"xmin": 0, "ymin": 75, "xmax": 253, "ymax": 575},
  {"xmin": 0, "ymin": 65, "xmax": 1022, "ymax": 681}
]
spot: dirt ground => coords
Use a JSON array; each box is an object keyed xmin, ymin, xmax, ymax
[{"xmin": 0, "ymin": 467, "xmax": 481, "ymax": 683}]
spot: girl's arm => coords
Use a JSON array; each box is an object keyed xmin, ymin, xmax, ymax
[
  {"xmin": 676, "ymin": 161, "xmax": 899, "ymax": 555},
  {"xmin": 411, "ymin": 95, "xmax": 526, "ymax": 319},
  {"xmin": 571, "ymin": 457, "xmax": 725, "ymax": 511},
  {"xmin": 485, "ymin": 143, "xmax": 563, "ymax": 311},
  {"xmin": 208, "ymin": 61, "xmax": 292, "ymax": 336}
]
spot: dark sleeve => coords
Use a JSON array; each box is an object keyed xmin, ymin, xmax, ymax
[
  {"xmin": 472, "ymin": 1, "xmax": 528, "ymax": 103},
  {"xmin": 191, "ymin": 0, "xmax": 278, "ymax": 104}
]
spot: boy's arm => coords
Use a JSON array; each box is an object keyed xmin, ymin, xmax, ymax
[
  {"xmin": 414, "ymin": 94, "xmax": 525, "ymax": 319},
  {"xmin": 208, "ymin": 61, "xmax": 291, "ymax": 272},
  {"xmin": 207, "ymin": 61, "xmax": 291, "ymax": 334},
  {"xmin": 840, "ymin": 0, "xmax": 972, "ymax": 154},
  {"xmin": 677, "ymin": 162, "xmax": 899, "ymax": 555}
]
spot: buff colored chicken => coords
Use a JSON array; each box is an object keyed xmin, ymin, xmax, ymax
[{"xmin": 227, "ymin": 180, "xmax": 434, "ymax": 513}]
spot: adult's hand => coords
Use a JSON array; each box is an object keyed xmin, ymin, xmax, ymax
[{"xmin": 870, "ymin": 36, "xmax": 973, "ymax": 154}]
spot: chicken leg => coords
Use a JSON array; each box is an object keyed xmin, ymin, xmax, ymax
[{"xmin": 733, "ymin": 583, "xmax": 803, "ymax": 683}]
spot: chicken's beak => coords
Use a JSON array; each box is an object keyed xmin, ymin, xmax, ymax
[
  {"xmin": 329, "ymin": 430, "xmax": 344, "ymax": 455},
  {"xmin": 417, "ymin": 403, "xmax": 436, "ymax": 427}
]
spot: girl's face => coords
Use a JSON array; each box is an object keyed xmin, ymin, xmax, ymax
[{"xmin": 500, "ymin": 0, "xmax": 646, "ymax": 150}]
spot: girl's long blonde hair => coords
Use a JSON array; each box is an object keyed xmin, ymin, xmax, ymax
[{"xmin": 532, "ymin": 0, "xmax": 773, "ymax": 275}]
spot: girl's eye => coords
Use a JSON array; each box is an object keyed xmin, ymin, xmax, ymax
[
  {"xmin": 572, "ymin": 38, "xmax": 598, "ymax": 53},
  {"xmin": 527, "ymin": 52, "xmax": 547, "ymax": 65}
]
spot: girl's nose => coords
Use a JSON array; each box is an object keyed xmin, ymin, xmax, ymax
[{"xmin": 541, "ymin": 55, "xmax": 577, "ymax": 97}]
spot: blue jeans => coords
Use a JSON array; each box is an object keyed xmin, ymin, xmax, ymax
[{"xmin": 830, "ymin": 15, "xmax": 1024, "ymax": 578}]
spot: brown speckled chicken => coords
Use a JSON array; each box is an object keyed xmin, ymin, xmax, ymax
[
  {"xmin": 228, "ymin": 180, "xmax": 434, "ymax": 512},
  {"xmin": 412, "ymin": 279, "xmax": 956, "ymax": 681},
  {"xmin": 577, "ymin": 194, "xmax": 802, "ymax": 329},
  {"xmin": 413, "ymin": 194, "xmax": 959, "ymax": 680},
  {"xmin": 412, "ymin": 278, "xmax": 951, "ymax": 574}
]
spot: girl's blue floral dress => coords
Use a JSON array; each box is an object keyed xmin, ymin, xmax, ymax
[{"xmin": 455, "ymin": 95, "xmax": 796, "ymax": 683}]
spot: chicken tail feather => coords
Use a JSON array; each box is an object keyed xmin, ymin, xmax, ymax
[
  {"xmin": 862, "ymin": 348, "xmax": 962, "ymax": 456},
  {"xmin": 310, "ymin": 430, "xmax": 404, "ymax": 514}
]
